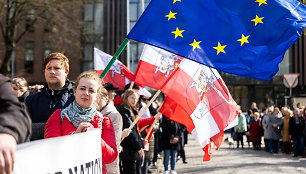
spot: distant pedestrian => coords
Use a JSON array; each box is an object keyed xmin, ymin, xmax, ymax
[
  {"xmin": 161, "ymin": 116, "xmax": 181, "ymax": 174},
  {"xmin": 262, "ymin": 107, "xmax": 273, "ymax": 152},
  {"xmin": 269, "ymin": 107, "xmax": 283, "ymax": 153},
  {"xmin": 249, "ymin": 112, "xmax": 262, "ymax": 150},
  {"xmin": 245, "ymin": 109, "xmax": 253, "ymax": 148},
  {"xmin": 281, "ymin": 107, "xmax": 293, "ymax": 154},
  {"xmin": 234, "ymin": 110, "xmax": 247, "ymax": 149},
  {"xmin": 289, "ymin": 108, "xmax": 305, "ymax": 157}
]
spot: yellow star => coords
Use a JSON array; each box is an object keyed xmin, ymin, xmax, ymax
[
  {"xmin": 189, "ymin": 39, "xmax": 202, "ymax": 51},
  {"xmin": 165, "ymin": 11, "xmax": 177, "ymax": 21},
  {"xmin": 173, "ymin": 0, "xmax": 181, "ymax": 4},
  {"xmin": 255, "ymin": 0, "xmax": 267, "ymax": 6},
  {"xmin": 237, "ymin": 34, "xmax": 250, "ymax": 46},
  {"xmin": 171, "ymin": 27, "xmax": 184, "ymax": 39},
  {"xmin": 213, "ymin": 42, "xmax": 227, "ymax": 55},
  {"xmin": 251, "ymin": 15, "xmax": 264, "ymax": 26}
]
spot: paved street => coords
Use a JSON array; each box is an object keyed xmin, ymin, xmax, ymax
[{"xmin": 152, "ymin": 133, "xmax": 306, "ymax": 174}]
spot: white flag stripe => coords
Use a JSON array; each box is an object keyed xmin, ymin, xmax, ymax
[
  {"xmin": 179, "ymin": 59, "xmax": 220, "ymax": 81},
  {"xmin": 94, "ymin": 48, "xmax": 112, "ymax": 70},
  {"xmin": 140, "ymin": 45, "xmax": 176, "ymax": 65},
  {"xmin": 224, "ymin": 116, "xmax": 238, "ymax": 130},
  {"xmin": 191, "ymin": 129, "xmax": 210, "ymax": 148},
  {"xmin": 190, "ymin": 101, "xmax": 220, "ymax": 148}
]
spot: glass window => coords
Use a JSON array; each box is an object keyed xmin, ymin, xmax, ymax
[
  {"xmin": 130, "ymin": 42, "xmax": 138, "ymax": 73},
  {"xmin": 130, "ymin": 3, "xmax": 138, "ymax": 21},
  {"xmin": 24, "ymin": 42, "xmax": 34, "ymax": 74},
  {"xmin": 82, "ymin": 44, "xmax": 94, "ymax": 71},
  {"xmin": 277, "ymin": 50, "xmax": 290, "ymax": 76},
  {"xmin": 84, "ymin": 3, "xmax": 93, "ymax": 21},
  {"xmin": 94, "ymin": 3, "xmax": 104, "ymax": 34},
  {"xmin": 43, "ymin": 42, "xmax": 51, "ymax": 59}
]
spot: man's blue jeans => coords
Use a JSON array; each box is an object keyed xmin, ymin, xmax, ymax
[{"xmin": 163, "ymin": 149, "xmax": 177, "ymax": 171}]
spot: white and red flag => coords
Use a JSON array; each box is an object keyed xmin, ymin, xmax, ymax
[
  {"xmin": 94, "ymin": 48, "xmax": 134, "ymax": 90},
  {"xmin": 134, "ymin": 44, "xmax": 182, "ymax": 90},
  {"xmin": 159, "ymin": 58, "xmax": 239, "ymax": 161}
]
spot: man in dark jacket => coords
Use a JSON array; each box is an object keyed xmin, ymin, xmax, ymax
[
  {"xmin": 25, "ymin": 53, "xmax": 74, "ymax": 140},
  {"xmin": 289, "ymin": 108, "xmax": 305, "ymax": 157},
  {"xmin": 0, "ymin": 74, "xmax": 31, "ymax": 174}
]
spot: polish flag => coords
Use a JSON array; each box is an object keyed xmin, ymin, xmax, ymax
[
  {"xmin": 160, "ymin": 59, "xmax": 239, "ymax": 160},
  {"xmin": 94, "ymin": 48, "xmax": 134, "ymax": 90},
  {"xmin": 134, "ymin": 44, "xmax": 183, "ymax": 90}
]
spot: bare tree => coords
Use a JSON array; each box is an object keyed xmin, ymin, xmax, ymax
[{"xmin": 0, "ymin": 0, "xmax": 86, "ymax": 75}]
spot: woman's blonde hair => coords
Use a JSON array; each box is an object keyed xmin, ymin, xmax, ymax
[
  {"xmin": 12, "ymin": 77, "xmax": 28, "ymax": 92},
  {"xmin": 122, "ymin": 89, "xmax": 138, "ymax": 120}
]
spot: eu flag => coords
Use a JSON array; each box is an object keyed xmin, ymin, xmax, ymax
[{"xmin": 127, "ymin": 0, "xmax": 306, "ymax": 81}]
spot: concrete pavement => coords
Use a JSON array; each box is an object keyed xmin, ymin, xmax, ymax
[{"xmin": 151, "ymin": 133, "xmax": 306, "ymax": 174}]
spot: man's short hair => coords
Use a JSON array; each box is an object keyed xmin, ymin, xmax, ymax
[{"xmin": 43, "ymin": 52, "xmax": 69, "ymax": 72}]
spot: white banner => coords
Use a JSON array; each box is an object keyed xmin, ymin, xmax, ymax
[{"xmin": 13, "ymin": 128, "xmax": 102, "ymax": 174}]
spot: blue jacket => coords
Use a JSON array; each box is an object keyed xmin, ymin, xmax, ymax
[{"xmin": 25, "ymin": 80, "xmax": 74, "ymax": 140}]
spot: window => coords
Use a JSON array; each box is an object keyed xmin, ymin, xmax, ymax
[
  {"xmin": 276, "ymin": 50, "xmax": 291, "ymax": 76},
  {"xmin": 94, "ymin": 3, "xmax": 104, "ymax": 34},
  {"xmin": 26, "ymin": 9, "xmax": 35, "ymax": 32},
  {"xmin": 82, "ymin": 1, "xmax": 104, "ymax": 72},
  {"xmin": 82, "ymin": 44, "xmax": 94, "ymax": 71},
  {"xmin": 24, "ymin": 42, "xmax": 34, "ymax": 74},
  {"xmin": 43, "ymin": 42, "xmax": 51, "ymax": 59},
  {"xmin": 128, "ymin": 0, "xmax": 151, "ymax": 72},
  {"xmin": 84, "ymin": 3, "xmax": 94, "ymax": 21}
]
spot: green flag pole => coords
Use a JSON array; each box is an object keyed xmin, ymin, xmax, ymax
[{"xmin": 99, "ymin": 38, "xmax": 130, "ymax": 80}]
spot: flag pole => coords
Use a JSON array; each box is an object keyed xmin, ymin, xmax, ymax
[
  {"xmin": 128, "ymin": 90, "xmax": 161, "ymax": 130},
  {"xmin": 129, "ymin": 81, "xmax": 135, "ymax": 90},
  {"xmin": 99, "ymin": 38, "xmax": 130, "ymax": 79},
  {"xmin": 120, "ymin": 90, "xmax": 161, "ymax": 142},
  {"xmin": 144, "ymin": 112, "xmax": 161, "ymax": 142}
]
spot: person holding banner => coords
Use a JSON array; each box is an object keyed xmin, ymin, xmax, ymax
[
  {"xmin": 44, "ymin": 71, "xmax": 117, "ymax": 174},
  {"xmin": 0, "ymin": 74, "xmax": 31, "ymax": 174}
]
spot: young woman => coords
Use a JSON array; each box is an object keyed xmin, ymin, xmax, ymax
[
  {"xmin": 117, "ymin": 89, "xmax": 160, "ymax": 174},
  {"xmin": 44, "ymin": 71, "xmax": 117, "ymax": 174}
]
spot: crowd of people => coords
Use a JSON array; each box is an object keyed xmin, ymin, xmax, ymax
[
  {"xmin": 0, "ymin": 52, "xmax": 189, "ymax": 174},
  {"xmin": 2, "ymin": 52, "xmax": 305, "ymax": 174},
  {"xmin": 233, "ymin": 102, "xmax": 306, "ymax": 158}
]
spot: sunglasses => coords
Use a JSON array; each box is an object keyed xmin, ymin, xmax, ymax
[{"xmin": 143, "ymin": 98, "xmax": 150, "ymax": 101}]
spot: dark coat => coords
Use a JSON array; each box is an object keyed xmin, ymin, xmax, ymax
[
  {"xmin": 160, "ymin": 116, "xmax": 182, "ymax": 151},
  {"xmin": 289, "ymin": 116, "xmax": 305, "ymax": 138},
  {"xmin": 25, "ymin": 80, "xmax": 74, "ymax": 140},
  {"xmin": 0, "ymin": 74, "xmax": 31, "ymax": 143},
  {"xmin": 117, "ymin": 105, "xmax": 144, "ymax": 161},
  {"xmin": 18, "ymin": 91, "xmax": 29, "ymax": 103}
]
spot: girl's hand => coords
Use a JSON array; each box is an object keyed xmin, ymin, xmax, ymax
[
  {"xmin": 121, "ymin": 129, "xmax": 131, "ymax": 139},
  {"xmin": 76, "ymin": 122, "xmax": 94, "ymax": 133}
]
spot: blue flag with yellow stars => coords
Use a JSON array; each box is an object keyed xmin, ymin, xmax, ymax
[{"xmin": 127, "ymin": 0, "xmax": 306, "ymax": 81}]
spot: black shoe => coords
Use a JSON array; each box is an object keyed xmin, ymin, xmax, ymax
[
  {"xmin": 148, "ymin": 170, "xmax": 152, "ymax": 173},
  {"xmin": 293, "ymin": 155, "xmax": 298, "ymax": 157},
  {"xmin": 183, "ymin": 161, "xmax": 188, "ymax": 164}
]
